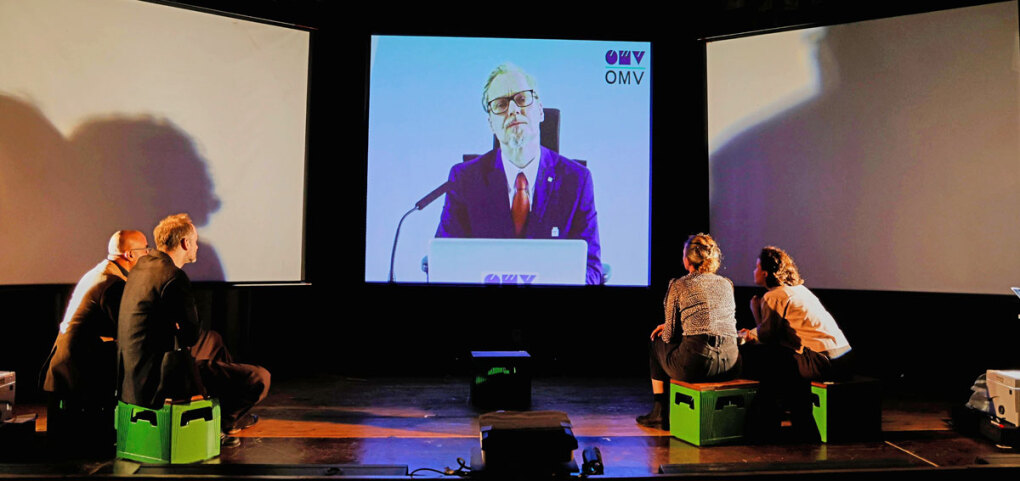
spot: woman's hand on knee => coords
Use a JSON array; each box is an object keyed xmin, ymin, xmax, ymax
[{"xmin": 650, "ymin": 323, "xmax": 665, "ymax": 340}]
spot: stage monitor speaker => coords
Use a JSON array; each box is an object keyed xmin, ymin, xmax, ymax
[
  {"xmin": 473, "ymin": 410, "xmax": 579, "ymax": 476},
  {"xmin": 470, "ymin": 351, "xmax": 531, "ymax": 410}
]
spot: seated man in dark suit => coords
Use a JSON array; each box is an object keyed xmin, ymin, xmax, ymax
[
  {"xmin": 41, "ymin": 230, "xmax": 149, "ymax": 450},
  {"xmin": 118, "ymin": 213, "xmax": 270, "ymax": 446},
  {"xmin": 436, "ymin": 62, "xmax": 604, "ymax": 285}
]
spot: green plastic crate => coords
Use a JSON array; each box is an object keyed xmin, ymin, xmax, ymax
[
  {"xmin": 470, "ymin": 351, "xmax": 531, "ymax": 410},
  {"xmin": 669, "ymin": 380, "xmax": 758, "ymax": 446},
  {"xmin": 115, "ymin": 398, "xmax": 220, "ymax": 464},
  {"xmin": 810, "ymin": 377, "xmax": 882, "ymax": 443}
]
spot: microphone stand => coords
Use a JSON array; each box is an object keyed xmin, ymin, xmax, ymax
[
  {"xmin": 388, "ymin": 181, "xmax": 451, "ymax": 282},
  {"xmin": 389, "ymin": 207, "xmax": 417, "ymax": 282}
]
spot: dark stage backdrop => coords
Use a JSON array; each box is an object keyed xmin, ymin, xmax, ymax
[{"xmin": 1, "ymin": 1, "xmax": 1016, "ymax": 404}]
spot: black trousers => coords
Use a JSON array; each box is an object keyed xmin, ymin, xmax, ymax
[
  {"xmin": 190, "ymin": 330, "xmax": 271, "ymax": 431},
  {"xmin": 46, "ymin": 393, "xmax": 116, "ymax": 458},
  {"xmin": 649, "ymin": 334, "xmax": 740, "ymax": 383},
  {"xmin": 739, "ymin": 343, "xmax": 854, "ymax": 439}
]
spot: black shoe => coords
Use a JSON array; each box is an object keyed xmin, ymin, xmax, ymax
[
  {"xmin": 227, "ymin": 413, "xmax": 259, "ymax": 435},
  {"xmin": 635, "ymin": 411, "xmax": 666, "ymax": 429},
  {"xmin": 220, "ymin": 433, "xmax": 241, "ymax": 448},
  {"xmin": 636, "ymin": 394, "xmax": 669, "ymax": 430}
]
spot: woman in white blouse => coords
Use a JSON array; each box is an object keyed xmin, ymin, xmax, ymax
[
  {"xmin": 739, "ymin": 246, "xmax": 852, "ymax": 439},
  {"xmin": 740, "ymin": 246, "xmax": 851, "ymax": 381}
]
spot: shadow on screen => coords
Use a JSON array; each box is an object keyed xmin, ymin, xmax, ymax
[
  {"xmin": 0, "ymin": 94, "xmax": 225, "ymax": 283},
  {"xmin": 709, "ymin": 4, "xmax": 1018, "ymax": 291}
]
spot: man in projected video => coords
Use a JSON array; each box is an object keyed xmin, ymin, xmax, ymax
[{"xmin": 435, "ymin": 63, "xmax": 604, "ymax": 285}]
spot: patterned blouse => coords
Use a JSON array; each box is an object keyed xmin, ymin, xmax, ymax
[{"xmin": 662, "ymin": 272, "xmax": 738, "ymax": 343}]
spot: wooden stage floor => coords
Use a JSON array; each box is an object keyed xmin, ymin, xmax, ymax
[{"xmin": 5, "ymin": 375, "xmax": 1020, "ymax": 479}]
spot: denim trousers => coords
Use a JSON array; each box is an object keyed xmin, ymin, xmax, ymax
[{"xmin": 649, "ymin": 334, "xmax": 740, "ymax": 383}]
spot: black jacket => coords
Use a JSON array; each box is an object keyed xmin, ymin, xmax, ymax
[
  {"xmin": 42, "ymin": 260, "xmax": 127, "ymax": 400},
  {"xmin": 117, "ymin": 250, "xmax": 199, "ymax": 407}
]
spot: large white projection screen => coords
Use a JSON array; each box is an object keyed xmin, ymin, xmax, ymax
[
  {"xmin": 0, "ymin": 0, "xmax": 309, "ymax": 284},
  {"xmin": 708, "ymin": 1, "xmax": 1020, "ymax": 295}
]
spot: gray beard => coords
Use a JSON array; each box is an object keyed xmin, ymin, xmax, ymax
[
  {"xmin": 502, "ymin": 131, "xmax": 526, "ymax": 150},
  {"xmin": 500, "ymin": 140, "xmax": 540, "ymax": 169}
]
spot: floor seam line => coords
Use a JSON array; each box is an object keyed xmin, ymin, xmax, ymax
[{"xmin": 884, "ymin": 440, "xmax": 939, "ymax": 467}]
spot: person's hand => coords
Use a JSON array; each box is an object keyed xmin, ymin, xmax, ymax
[
  {"xmin": 650, "ymin": 323, "xmax": 665, "ymax": 340},
  {"xmin": 738, "ymin": 327, "xmax": 757, "ymax": 343},
  {"xmin": 749, "ymin": 295, "xmax": 761, "ymax": 314},
  {"xmin": 749, "ymin": 295, "xmax": 764, "ymax": 326}
]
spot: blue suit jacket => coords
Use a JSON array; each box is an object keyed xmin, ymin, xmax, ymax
[{"xmin": 435, "ymin": 147, "xmax": 603, "ymax": 285}]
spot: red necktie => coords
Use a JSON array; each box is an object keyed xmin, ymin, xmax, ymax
[{"xmin": 511, "ymin": 172, "xmax": 529, "ymax": 237}]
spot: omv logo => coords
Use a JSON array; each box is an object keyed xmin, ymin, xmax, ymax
[
  {"xmin": 483, "ymin": 273, "xmax": 537, "ymax": 285},
  {"xmin": 605, "ymin": 49, "xmax": 647, "ymax": 85}
]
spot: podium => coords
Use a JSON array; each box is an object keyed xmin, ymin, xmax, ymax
[{"xmin": 428, "ymin": 238, "xmax": 586, "ymax": 285}]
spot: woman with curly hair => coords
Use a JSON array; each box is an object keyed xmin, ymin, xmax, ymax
[
  {"xmin": 741, "ymin": 246, "xmax": 851, "ymax": 380},
  {"xmin": 740, "ymin": 246, "xmax": 851, "ymax": 438},
  {"xmin": 636, "ymin": 234, "xmax": 740, "ymax": 430}
]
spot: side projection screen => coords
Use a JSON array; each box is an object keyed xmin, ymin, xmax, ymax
[
  {"xmin": 366, "ymin": 36, "xmax": 652, "ymax": 286},
  {"xmin": 0, "ymin": 0, "xmax": 310, "ymax": 284},
  {"xmin": 707, "ymin": 1, "xmax": 1020, "ymax": 295}
]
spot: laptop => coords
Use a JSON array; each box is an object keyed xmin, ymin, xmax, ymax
[
  {"xmin": 1012, "ymin": 287, "xmax": 1020, "ymax": 299},
  {"xmin": 428, "ymin": 238, "xmax": 587, "ymax": 285}
]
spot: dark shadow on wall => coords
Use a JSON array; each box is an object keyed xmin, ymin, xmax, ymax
[{"xmin": 0, "ymin": 94, "xmax": 224, "ymax": 283}]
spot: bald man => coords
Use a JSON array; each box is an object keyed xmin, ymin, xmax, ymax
[
  {"xmin": 41, "ymin": 230, "xmax": 149, "ymax": 451},
  {"xmin": 43, "ymin": 230, "xmax": 149, "ymax": 398}
]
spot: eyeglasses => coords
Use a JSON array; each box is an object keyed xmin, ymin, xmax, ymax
[
  {"xmin": 486, "ymin": 89, "xmax": 536, "ymax": 115},
  {"xmin": 129, "ymin": 246, "xmax": 151, "ymax": 255}
]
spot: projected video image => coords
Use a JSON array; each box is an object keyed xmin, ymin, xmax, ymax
[{"xmin": 366, "ymin": 36, "xmax": 652, "ymax": 286}]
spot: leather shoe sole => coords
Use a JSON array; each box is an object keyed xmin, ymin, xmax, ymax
[
  {"xmin": 227, "ymin": 413, "xmax": 259, "ymax": 435},
  {"xmin": 635, "ymin": 414, "xmax": 669, "ymax": 431},
  {"xmin": 220, "ymin": 433, "xmax": 241, "ymax": 448}
]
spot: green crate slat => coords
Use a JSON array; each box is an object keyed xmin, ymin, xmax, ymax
[{"xmin": 115, "ymin": 399, "xmax": 220, "ymax": 464}]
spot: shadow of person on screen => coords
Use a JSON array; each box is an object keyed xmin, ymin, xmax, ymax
[
  {"xmin": 0, "ymin": 94, "xmax": 226, "ymax": 282},
  {"xmin": 0, "ymin": 95, "xmax": 84, "ymax": 284},
  {"xmin": 709, "ymin": 4, "xmax": 1018, "ymax": 291},
  {"xmin": 69, "ymin": 117, "xmax": 225, "ymax": 281}
]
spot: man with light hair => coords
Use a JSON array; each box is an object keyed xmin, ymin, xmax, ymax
[
  {"xmin": 119, "ymin": 213, "xmax": 269, "ymax": 447},
  {"xmin": 41, "ymin": 229, "xmax": 149, "ymax": 450},
  {"xmin": 436, "ymin": 62, "xmax": 603, "ymax": 284}
]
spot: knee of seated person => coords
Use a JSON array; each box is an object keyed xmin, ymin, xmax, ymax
[{"xmin": 250, "ymin": 366, "xmax": 271, "ymax": 401}]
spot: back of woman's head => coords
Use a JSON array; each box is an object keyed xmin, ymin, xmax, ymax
[
  {"xmin": 759, "ymin": 246, "xmax": 804, "ymax": 287},
  {"xmin": 684, "ymin": 233, "xmax": 722, "ymax": 274}
]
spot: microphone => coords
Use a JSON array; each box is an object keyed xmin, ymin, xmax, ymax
[
  {"xmin": 389, "ymin": 181, "xmax": 452, "ymax": 282},
  {"xmin": 415, "ymin": 181, "xmax": 451, "ymax": 210}
]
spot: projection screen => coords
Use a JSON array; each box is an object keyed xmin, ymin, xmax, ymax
[
  {"xmin": 0, "ymin": 0, "xmax": 310, "ymax": 284},
  {"xmin": 708, "ymin": 1, "xmax": 1020, "ymax": 295}
]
